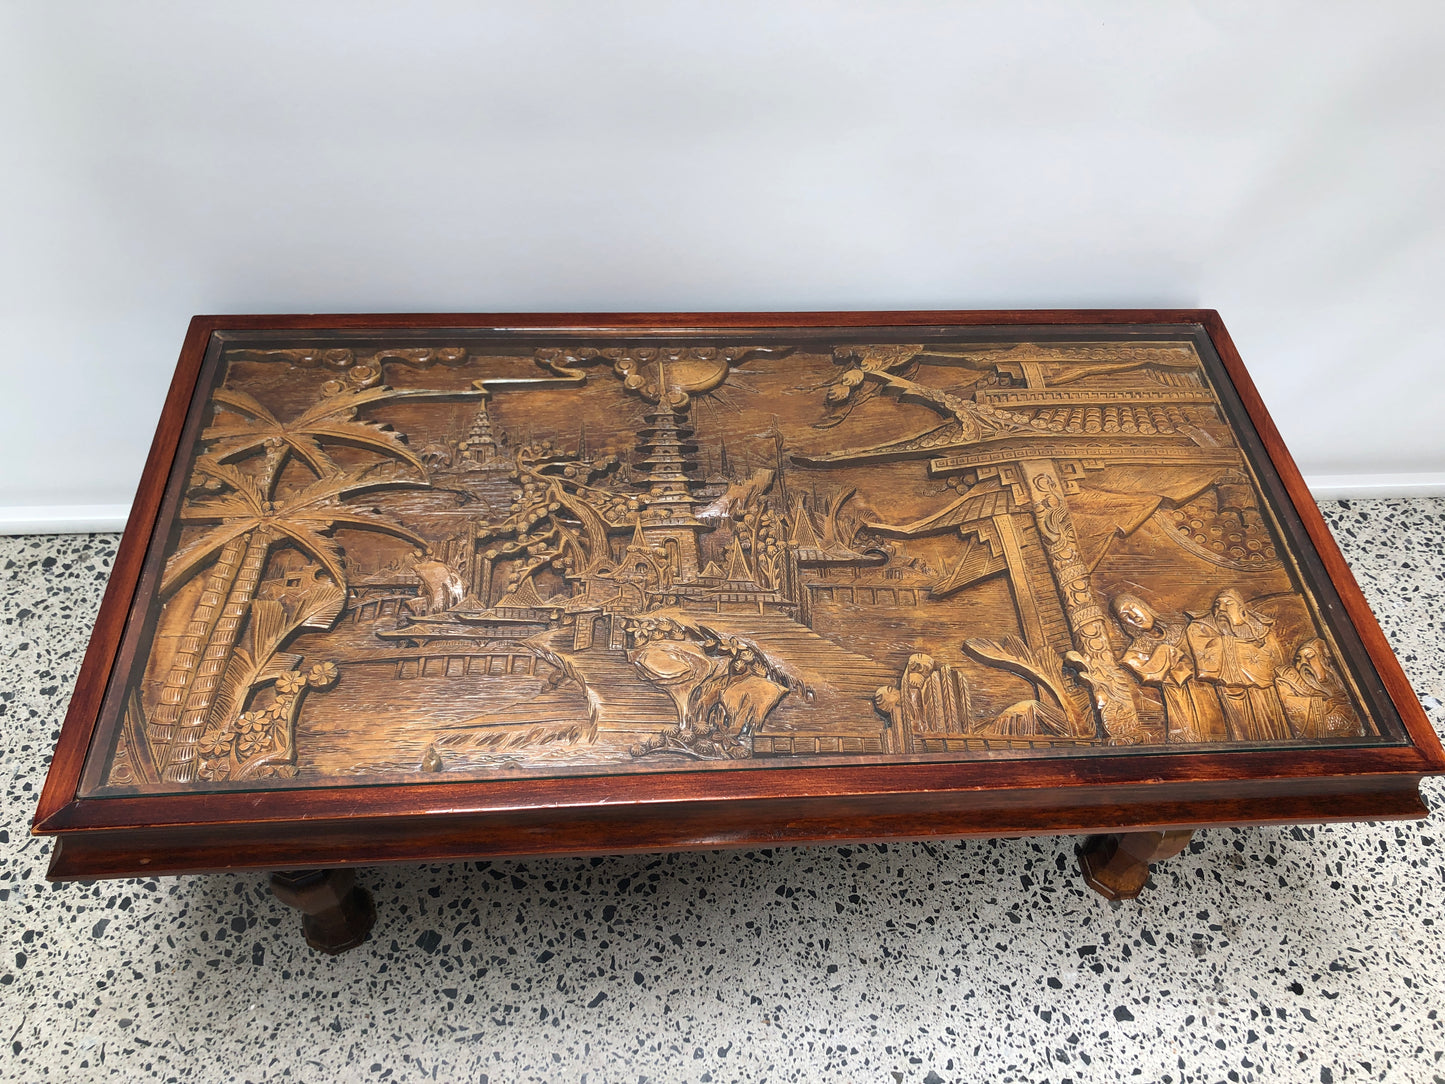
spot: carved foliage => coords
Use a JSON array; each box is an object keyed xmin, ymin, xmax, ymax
[
  {"xmin": 960, "ymin": 637, "xmax": 1093, "ymax": 739},
  {"xmin": 199, "ymin": 661, "xmax": 339, "ymax": 781}
]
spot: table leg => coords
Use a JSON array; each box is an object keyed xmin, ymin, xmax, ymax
[
  {"xmin": 269, "ymin": 868, "xmax": 376, "ymax": 954},
  {"xmin": 1076, "ymin": 830, "xmax": 1195, "ymax": 900}
]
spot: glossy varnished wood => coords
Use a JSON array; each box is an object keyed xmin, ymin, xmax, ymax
[
  {"xmin": 269, "ymin": 869, "xmax": 376, "ymax": 954},
  {"xmin": 45, "ymin": 777, "xmax": 1429, "ymax": 880},
  {"xmin": 33, "ymin": 318, "xmax": 217, "ymax": 830},
  {"xmin": 1077, "ymin": 830, "xmax": 1196, "ymax": 900},
  {"xmin": 33, "ymin": 311, "xmax": 1445, "ymax": 883}
]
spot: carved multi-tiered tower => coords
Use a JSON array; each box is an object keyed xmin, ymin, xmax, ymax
[
  {"xmin": 631, "ymin": 365, "xmax": 704, "ymax": 582},
  {"xmin": 458, "ymin": 399, "xmax": 502, "ymax": 465}
]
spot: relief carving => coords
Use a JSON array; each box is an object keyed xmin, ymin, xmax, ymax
[
  {"xmin": 873, "ymin": 653, "xmax": 975, "ymax": 752},
  {"xmin": 87, "ymin": 332, "xmax": 1383, "ymax": 794},
  {"xmin": 1112, "ymin": 594, "xmax": 1227, "ymax": 743},
  {"xmin": 1276, "ymin": 638, "xmax": 1364, "ymax": 739},
  {"xmin": 625, "ymin": 618, "xmax": 790, "ymax": 760},
  {"xmin": 1110, "ymin": 588, "xmax": 1370, "ymax": 745},
  {"xmin": 1185, "ymin": 589, "xmax": 1291, "ymax": 742}
]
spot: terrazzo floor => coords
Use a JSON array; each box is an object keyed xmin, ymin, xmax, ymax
[{"xmin": 3, "ymin": 498, "xmax": 1444, "ymax": 1084}]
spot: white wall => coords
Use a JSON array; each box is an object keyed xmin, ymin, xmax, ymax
[{"xmin": 3, "ymin": 2, "xmax": 1444, "ymax": 530}]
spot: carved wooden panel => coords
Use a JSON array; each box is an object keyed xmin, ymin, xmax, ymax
[{"xmin": 79, "ymin": 325, "xmax": 1406, "ymax": 796}]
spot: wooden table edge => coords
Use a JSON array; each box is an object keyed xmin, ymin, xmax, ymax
[{"xmin": 45, "ymin": 774, "xmax": 1429, "ymax": 881}]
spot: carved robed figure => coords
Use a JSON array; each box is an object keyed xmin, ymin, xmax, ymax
[
  {"xmin": 1275, "ymin": 637, "xmax": 1364, "ymax": 739},
  {"xmin": 1112, "ymin": 594, "xmax": 1228, "ymax": 743},
  {"xmin": 1185, "ymin": 589, "xmax": 1291, "ymax": 742}
]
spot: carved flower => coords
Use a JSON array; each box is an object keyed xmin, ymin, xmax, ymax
[
  {"xmin": 306, "ymin": 661, "xmax": 340, "ymax": 689},
  {"xmin": 198, "ymin": 728, "xmax": 235, "ymax": 761},
  {"xmin": 197, "ymin": 757, "xmax": 231, "ymax": 782},
  {"xmin": 274, "ymin": 670, "xmax": 306, "ymax": 697},
  {"xmin": 237, "ymin": 711, "xmax": 269, "ymax": 736},
  {"xmin": 235, "ymin": 711, "xmax": 275, "ymax": 758}
]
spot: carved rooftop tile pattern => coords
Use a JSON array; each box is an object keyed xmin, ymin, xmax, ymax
[{"xmin": 82, "ymin": 332, "xmax": 1398, "ymax": 794}]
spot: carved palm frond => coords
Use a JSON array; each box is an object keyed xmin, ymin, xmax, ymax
[
  {"xmin": 188, "ymin": 457, "xmax": 269, "ymax": 509},
  {"xmin": 210, "ymin": 647, "xmax": 266, "ymax": 739},
  {"xmin": 163, "ymin": 467, "xmax": 427, "ymax": 595},
  {"xmin": 821, "ymin": 488, "xmax": 857, "ymax": 545},
  {"xmin": 121, "ymin": 687, "xmax": 160, "ymax": 784},
  {"xmin": 962, "ymin": 635, "xmax": 1087, "ymax": 733},
  {"xmin": 270, "ymin": 511, "xmax": 425, "ymax": 590},
  {"xmin": 291, "ymin": 386, "xmax": 428, "ymax": 472},
  {"xmin": 292, "ymin": 580, "xmax": 348, "ymax": 631},
  {"xmin": 177, "ymin": 491, "xmax": 263, "ymax": 524},
  {"xmin": 525, "ymin": 640, "xmax": 600, "ymax": 742},
  {"xmin": 292, "ymin": 418, "xmax": 426, "ymax": 476},
  {"xmin": 203, "ymin": 389, "xmax": 333, "ymax": 477},
  {"xmin": 209, "ymin": 581, "xmax": 347, "ymax": 734},
  {"xmin": 993, "ymin": 698, "xmax": 1071, "ymax": 737},
  {"xmin": 292, "ymin": 383, "xmax": 419, "ymax": 420},
  {"xmin": 163, "ymin": 463, "xmax": 276, "ymax": 595},
  {"xmin": 202, "ymin": 384, "xmax": 428, "ymax": 480}
]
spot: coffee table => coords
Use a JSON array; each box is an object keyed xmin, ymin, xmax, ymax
[{"xmin": 34, "ymin": 310, "xmax": 1445, "ymax": 953}]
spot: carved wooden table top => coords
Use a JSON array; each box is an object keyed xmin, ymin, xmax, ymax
[{"xmin": 34, "ymin": 311, "xmax": 1445, "ymax": 945}]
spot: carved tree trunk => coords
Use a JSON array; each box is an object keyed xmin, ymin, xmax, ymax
[
  {"xmin": 147, "ymin": 533, "xmax": 251, "ymax": 765},
  {"xmin": 161, "ymin": 527, "xmax": 273, "ymax": 783},
  {"xmin": 1020, "ymin": 461, "xmax": 1145, "ymax": 745}
]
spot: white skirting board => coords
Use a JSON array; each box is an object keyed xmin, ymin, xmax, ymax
[
  {"xmin": 1302, "ymin": 473, "xmax": 1445, "ymax": 500},
  {"xmin": 0, "ymin": 505, "xmax": 136, "ymax": 536},
  {"xmin": 3, "ymin": 476, "xmax": 1445, "ymax": 535}
]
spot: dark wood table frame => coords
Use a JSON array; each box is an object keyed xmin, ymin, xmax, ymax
[{"xmin": 33, "ymin": 310, "xmax": 1445, "ymax": 953}]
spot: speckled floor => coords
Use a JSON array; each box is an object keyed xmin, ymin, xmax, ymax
[{"xmin": 3, "ymin": 498, "xmax": 1444, "ymax": 1084}]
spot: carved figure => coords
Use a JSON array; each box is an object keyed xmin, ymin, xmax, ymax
[
  {"xmin": 874, "ymin": 684, "xmax": 906, "ymax": 749},
  {"xmin": 1275, "ymin": 638, "xmax": 1363, "ymax": 739},
  {"xmin": 1185, "ymin": 589, "xmax": 1290, "ymax": 741},
  {"xmin": 871, "ymin": 653, "xmax": 974, "ymax": 741},
  {"xmin": 1112, "ymin": 594, "xmax": 1227, "ymax": 743}
]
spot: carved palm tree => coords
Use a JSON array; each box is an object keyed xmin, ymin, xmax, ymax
[
  {"xmin": 200, "ymin": 385, "xmax": 427, "ymax": 478},
  {"xmin": 150, "ymin": 460, "xmax": 428, "ymax": 782},
  {"xmin": 145, "ymin": 384, "xmax": 430, "ymax": 784}
]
